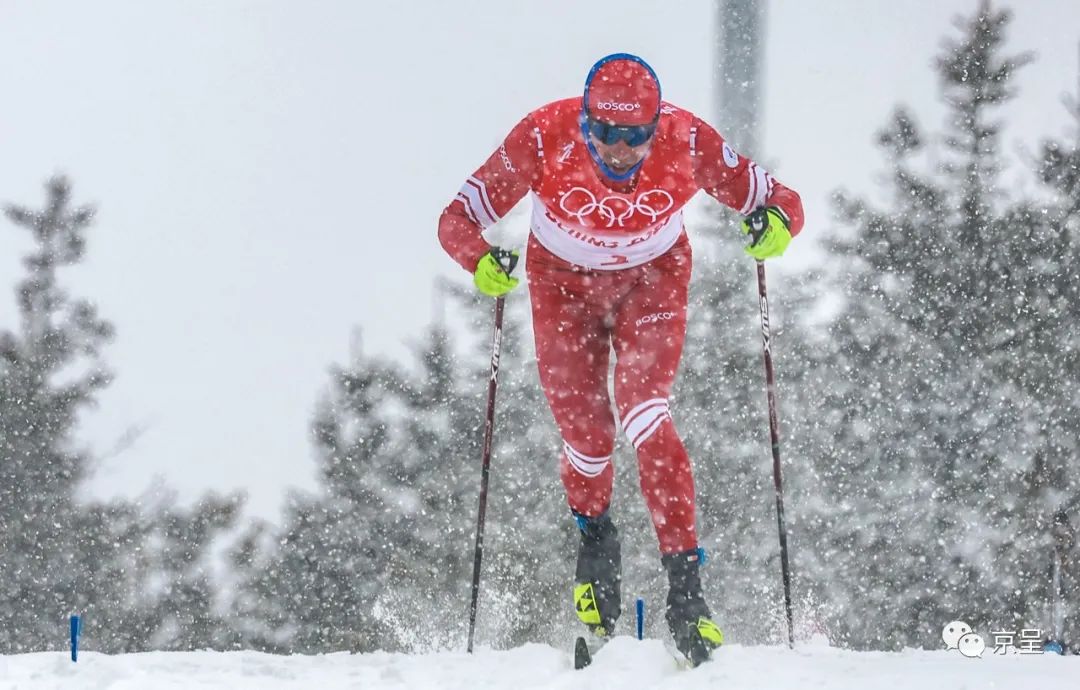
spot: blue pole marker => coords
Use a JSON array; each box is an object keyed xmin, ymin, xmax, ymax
[
  {"xmin": 70, "ymin": 615, "xmax": 82, "ymax": 662},
  {"xmin": 636, "ymin": 598, "xmax": 644, "ymax": 640}
]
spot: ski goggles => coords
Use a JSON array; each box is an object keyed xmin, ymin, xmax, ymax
[{"xmin": 584, "ymin": 116, "xmax": 657, "ymax": 147}]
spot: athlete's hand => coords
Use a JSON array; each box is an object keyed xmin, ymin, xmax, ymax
[
  {"xmin": 742, "ymin": 207, "xmax": 792, "ymax": 260},
  {"xmin": 473, "ymin": 247, "xmax": 520, "ymax": 298}
]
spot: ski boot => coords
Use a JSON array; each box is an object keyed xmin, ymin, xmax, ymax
[
  {"xmin": 572, "ymin": 511, "xmax": 622, "ymax": 639},
  {"xmin": 662, "ymin": 548, "xmax": 724, "ymax": 667}
]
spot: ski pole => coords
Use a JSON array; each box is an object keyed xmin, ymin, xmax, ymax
[
  {"xmin": 466, "ymin": 249, "xmax": 517, "ymax": 654},
  {"xmin": 747, "ymin": 212, "xmax": 795, "ymax": 649}
]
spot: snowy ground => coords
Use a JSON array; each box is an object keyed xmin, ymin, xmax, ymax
[{"xmin": 1, "ymin": 637, "xmax": 1076, "ymax": 689}]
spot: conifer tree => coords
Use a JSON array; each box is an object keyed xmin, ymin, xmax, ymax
[
  {"xmin": 1, "ymin": 177, "xmax": 241, "ymax": 652},
  {"xmin": 1, "ymin": 176, "xmax": 115, "ymax": 651},
  {"xmin": 791, "ymin": 2, "xmax": 1080, "ymax": 648}
]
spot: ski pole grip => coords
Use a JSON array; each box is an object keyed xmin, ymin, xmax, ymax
[
  {"xmin": 490, "ymin": 247, "xmax": 519, "ymax": 276},
  {"xmin": 746, "ymin": 207, "xmax": 768, "ymax": 247}
]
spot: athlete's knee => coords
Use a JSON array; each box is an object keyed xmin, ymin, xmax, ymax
[
  {"xmin": 561, "ymin": 439, "xmax": 614, "ymax": 479},
  {"xmin": 619, "ymin": 397, "xmax": 674, "ymax": 450}
]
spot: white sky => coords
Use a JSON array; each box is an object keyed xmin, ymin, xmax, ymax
[{"xmin": 2, "ymin": 1, "xmax": 1078, "ymax": 521}]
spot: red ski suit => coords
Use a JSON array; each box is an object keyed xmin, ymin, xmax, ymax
[{"xmin": 438, "ymin": 97, "xmax": 803, "ymax": 555}]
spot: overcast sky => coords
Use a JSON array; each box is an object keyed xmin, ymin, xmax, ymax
[{"xmin": 2, "ymin": 1, "xmax": 1078, "ymax": 521}]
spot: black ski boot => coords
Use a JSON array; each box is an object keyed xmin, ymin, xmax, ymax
[
  {"xmin": 573, "ymin": 512, "xmax": 622, "ymax": 638},
  {"xmin": 662, "ymin": 548, "xmax": 724, "ymax": 667}
]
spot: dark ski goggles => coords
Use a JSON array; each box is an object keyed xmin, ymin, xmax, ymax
[{"xmin": 585, "ymin": 116, "xmax": 657, "ymax": 147}]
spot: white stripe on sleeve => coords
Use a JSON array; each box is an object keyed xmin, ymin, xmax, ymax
[
  {"xmin": 455, "ymin": 192, "xmax": 480, "ymax": 226},
  {"xmin": 739, "ymin": 163, "xmax": 773, "ymax": 215},
  {"xmin": 458, "ymin": 177, "xmax": 500, "ymax": 228}
]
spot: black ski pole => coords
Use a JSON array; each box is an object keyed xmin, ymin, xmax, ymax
[
  {"xmin": 466, "ymin": 249, "xmax": 517, "ymax": 654},
  {"xmin": 747, "ymin": 213, "xmax": 796, "ymax": 649}
]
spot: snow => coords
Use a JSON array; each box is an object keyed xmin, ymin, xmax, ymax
[{"xmin": 2, "ymin": 637, "xmax": 1076, "ymax": 690}]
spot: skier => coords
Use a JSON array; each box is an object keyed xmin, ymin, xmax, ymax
[{"xmin": 438, "ymin": 53, "xmax": 804, "ymax": 664}]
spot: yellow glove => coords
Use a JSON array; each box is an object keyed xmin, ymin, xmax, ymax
[
  {"xmin": 742, "ymin": 207, "xmax": 792, "ymax": 260},
  {"xmin": 473, "ymin": 247, "xmax": 520, "ymax": 298}
]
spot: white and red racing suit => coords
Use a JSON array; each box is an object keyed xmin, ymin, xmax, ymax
[{"xmin": 438, "ymin": 97, "xmax": 804, "ymax": 555}]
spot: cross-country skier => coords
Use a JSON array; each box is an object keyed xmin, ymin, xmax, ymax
[{"xmin": 438, "ymin": 53, "xmax": 804, "ymax": 665}]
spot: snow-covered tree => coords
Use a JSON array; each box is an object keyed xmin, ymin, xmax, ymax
[
  {"xmin": 229, "ymin": 346, "xmax": 408, "ymax": 652},
  {"xmin": 0, "ymin": 176, "xmax": 117, "ymax": 651},
  {"xmin": 791, "ymin": 2, "xmax": 1080, "ymax": 649},
  {"xmin": 1, "ymin": 177, "xmax": 241, "ymax": 653},
  {"xmin": 229, "ymin": 279, "xmax": 571, "ymax": 653}
]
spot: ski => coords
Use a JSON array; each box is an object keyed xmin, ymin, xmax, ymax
[
  {"xmin": 575, "ymin": 634, "xmax": 709, "ymax": 670},
  {"xmin": 573, "ymin": 634, "xmax": 612, "ymax": 669},
  {"xmin": 573, "ymin": 636, "xmax": 591, "ymax": 669},
  {"xmin": 662, "ymin": 638, "xmax": 694, "ymax": 669}
]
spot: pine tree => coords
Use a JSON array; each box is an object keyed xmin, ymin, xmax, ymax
[
  {"xmin": 1, "ymin": 177, "xmax": 242, "ymax": 652},
  {"xmin": 791, "ymin": 2, "xmax": 1080, "ymax": 648},
  {"xmin": 228, "ymin": 276, "xmax": 571, "ymax": 652},
  {"xmin": 0, "ymin": 176, "xmax": 115, "ymax": 651},
  {"xmin": 145, "ymin": 493, "xmax": 245, "ymax": 650},
  {"xmin": 1033, "ymin": 90, "xmax": 1080, "ymax": 649},
  {"xmin": 230, "ymin": 346, "xmax": 407, "ymax": 653}
]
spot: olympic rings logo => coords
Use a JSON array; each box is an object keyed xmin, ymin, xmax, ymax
[{"xmin": 558, "ymin": 187, "xmax": 675, "ymax": 228}]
